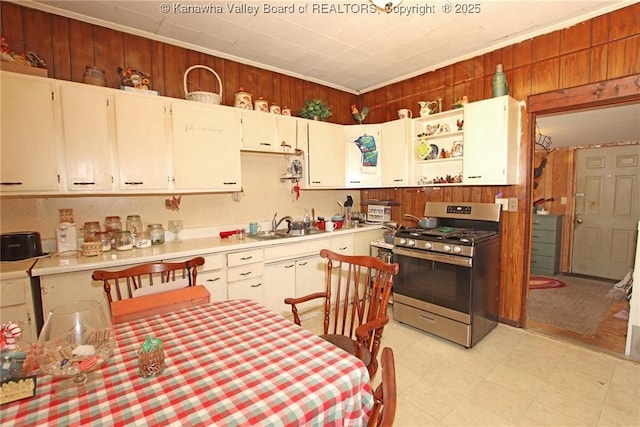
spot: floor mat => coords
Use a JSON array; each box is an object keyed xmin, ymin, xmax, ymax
[
  {"xmin": 527, "ymin": 275, "xmax": 613, "ymax": 335},
  {"xmin": 529, "ymin": 276, "xmax": 567, "ymax": 290}
]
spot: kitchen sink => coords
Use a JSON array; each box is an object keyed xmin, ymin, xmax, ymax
[{"xmin": 249, "ymin": 228, "xmax": 326, "ymax": 240}]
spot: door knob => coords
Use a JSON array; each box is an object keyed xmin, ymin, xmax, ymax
[{"xmin": 575, "ymin": 218, "xmax": 583, "ymax": 224}]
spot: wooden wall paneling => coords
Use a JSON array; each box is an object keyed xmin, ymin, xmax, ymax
[
  {"xmin": 163, "ymin": 44, "xmax": 188, "ymax": 99},
  {"xmin": 68, "ymin": 20, "xmax": 95, "ymax": 83},
  {"xmin": 484, "ymin": 45, "xmax": 514, "ymax": 77},
  {"xmin": 21, "ymin": 8, "xmax": 53, "ymax": 75},
  {"xmin": 560, "ymin": 50, "xmax": 591, "ymax": 88},
  {"xmin": 224, "ymin": 60, "xmax": 241, "ymax": 107},
  {"xmin": 512, "ymin": 39, "xmax": 533, "ymax": 68},
  {"xmin": 607, "ymin": 35, "xmax": 640, "ymax": 78},
  {"xmin": 50, "ymin": 14, "xmax": 71, "ymax": 80},
  {"xmin": 278, "ymin": 74, "xmax": 292, "ymax": 113},
  {"xmin": 510, "ymin": 65, "xmax": 532, "ymax": 103},
  {"xmin": 453, "ymin": 58, "xmax": 475, "ymax": 84},
  {"xmin": 255, "ymin": 68, "xmax": 275, "ymax": 106},
  {"xmin": 0, "ymin": 2, "xmax": 25, "ymax": 52},
  {"xmin": 238, "ymin": 63, "xmax": 257, "ymax": 100},
  {"xmin": 531, "ymin": 57, "xmax": 560, "ymax": 95},
  {"xmin": 609, "ymin": 3, "xmax": 640, "ymax": 41},
  {"xmin": 94, "ymin": 26, "xmax": 124, "ymax": 90},
  {"xmin": 561, "ymin": 21, "xmax": 592, "ymax": 54},
  {"xmin": 591, "ymin": 13, "xmax": 610, "ymax": 46},
  {"xmin": 123, "ymin": 33, "xmax": 153, "ymax": 82},
  {"xmin": 428, "ymin": 68, "xmax": 446, "ymax": 91},
  {"xmin": 150, "ymin": 40, "xmax": 165, "ymax": 97},
  {"xmin": 590, "ymin": 45, "xmax": 608, "ymax": 82},
  {"xmin": 532, "ymin": 32, "xmax": 561, "ymax": 62}
]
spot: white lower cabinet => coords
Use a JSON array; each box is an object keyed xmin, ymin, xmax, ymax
[
  {"xmin": 293, "ymin": 255, "xmax": 325, "ymax": 313},
  {"xmin": 0, "ymin": 275, "xmax": 38, "ymax": 342},
  {"xmin": 43, "ymin": 270, "xmax": 108, "ymax": 319},
  {"xmin": 197, "ymin": 254, "xmax": 227, "ymax": 302},
  {"xmin": 263, "ymin": 260, "xmax": 297, "ymax": 317},
  {"xmin": 226, "ymin": 248, "xmax": 266, "ymax": 306}
]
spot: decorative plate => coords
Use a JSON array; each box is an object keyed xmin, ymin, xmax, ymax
[
  {"xmin": 430, "ymin": 144, "xmax": 439, "ymax": 158},
  {"xmin": 416, "ymin": 140, "xmax": 431, "ymax": 160},
  {"xmin": 451, "ymin": 141, "xmax": 463, "ymax": 157}
]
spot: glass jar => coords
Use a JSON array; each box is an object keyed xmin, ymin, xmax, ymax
[
  {"xmin": 96, "ymin": 231, "xmax": 111, "ymax": 251},
  {"xmin": 126, "ymin": 215, "xmax": 143, "ymax": 236},
  {"xmin": 59, "ymin": 208, "xmax": 74, "ymax": 224},
  {"xmin": 105, "ymin": 216, "xmax": 122, "ymax": 233},
  {"xmin": 147, "ymin": 224, "xmax": 165, "ymax": 245},
  {"xmin": 114, "ymin": 231, "xmax": 133, "ymax": 251},
  {"xmin": 133, "ymin": 230, "xmax": 152, "ymax": 248},
  {"xmin": 83, "ymin": 221, "xmax": 101, "ymax": 242}
]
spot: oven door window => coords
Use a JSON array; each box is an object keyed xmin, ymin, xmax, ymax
[{"xmin": 393, "ymin": 252, "xmax": 471, "ymax": 314}]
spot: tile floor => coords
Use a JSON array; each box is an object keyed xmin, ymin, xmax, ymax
[{"xmin": 300, "ymin": 312, "xmax": 640, "ymax": 426}]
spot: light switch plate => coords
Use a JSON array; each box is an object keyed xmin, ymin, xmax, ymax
[
  {"xmin": 495, "ymin": 198, "xmax": 508, "ymax": 211},
  {"xmin": 508, "ymin": 198, "xmax": 518, "ymax": 212}
]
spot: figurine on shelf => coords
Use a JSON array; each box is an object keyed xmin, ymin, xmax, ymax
[
  {"xmin": 456, "ymin": 118, "xmax": 464, "ymax": 131},
  {"xmin": 451, "ymin": 96, "xmax": 469, "ymax": 109},
  {"xmin": 117, "ymin": 66, "xmax": 151, "ymax": 90}
]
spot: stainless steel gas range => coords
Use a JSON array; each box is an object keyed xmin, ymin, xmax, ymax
[{"xmin": 392, "ymin": 202, "xmax": 502, "ymax": 348}]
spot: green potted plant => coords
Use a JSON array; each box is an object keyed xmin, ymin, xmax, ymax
[{"xmin": 298, "ymin": 99, "xmax": 332, "ymax": 121}]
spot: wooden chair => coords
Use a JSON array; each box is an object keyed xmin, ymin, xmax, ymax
[
  {"xmin": 368, "ymin": 347, "xmax": 397, "ymax": 427},
  {"xmin": 92, "ymin": 256, "xmax": 205, "ymax": 304},
  {"xmin": 284, "ymin": 249, "xmax": 399, "ymax": 377}
]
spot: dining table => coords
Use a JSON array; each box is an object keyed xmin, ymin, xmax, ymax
[{"xmin": 2, "ymin": 299, "xmax": 374, "ymax": 426}]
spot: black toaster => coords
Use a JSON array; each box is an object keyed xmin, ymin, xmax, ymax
[{"xmin": 0, "ymin": 231, "xmax": 43, "ymax": 261}]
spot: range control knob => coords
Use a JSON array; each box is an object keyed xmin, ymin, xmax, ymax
[
  {"xmin": 407, "ymin": 239, "xmax": 416, "ymax": 247},
  {"xmin": 453, "ymin": 246, "xmax": 463, "ymax": 254},
  {"xmin": 443, "ymin": 245, "xmax": 452, "ymax": 252},
  {"xmin": 398, "ymin": 238, "xmax": 407, "ymax": 245},
  {"xmin": 424, "ymin": 242, "xmax": 433, "ymax": 250}
]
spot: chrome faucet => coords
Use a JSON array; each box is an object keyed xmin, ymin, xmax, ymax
[{"xmin": 272, "ymin": 213, "xmax": 293, "ymax": 231}]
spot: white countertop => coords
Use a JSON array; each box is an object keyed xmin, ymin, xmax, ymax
[
  {"xmin": 31, "ymin": 225, "xmax": 381, "ymax": 277},
  {"xmin": 0, "ymin": 259, "xmax": 37, "ymax": 280}
]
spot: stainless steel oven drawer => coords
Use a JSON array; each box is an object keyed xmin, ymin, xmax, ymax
[{"xmin": 394, "ymin": 302, "xmax": 471, "ymax": 347}]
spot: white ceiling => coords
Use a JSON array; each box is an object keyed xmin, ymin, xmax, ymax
[
  {"xmin": 27, "ymin": 0, "xmax": 635, "ymax": 94},
  {"xmin": 22, "ymin": 0, "xmax": 640, "ymax": 148}
]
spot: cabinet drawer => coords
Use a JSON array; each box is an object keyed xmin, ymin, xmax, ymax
[
  {"xmin": 199, "ymin": 270, "xmax": 227, "ymax": 302},
  {"xmin": 227, "ymin": 249, "xmax": 264, "ymax": 267},
  {"xmin": 264, "ymin": 239, "xmax": 326, "ymax": 261},
  {"xmin": 227, "ymin": 262, "xmax": 264, "ymax": 282},
  {"xmin": 330, "ymin": 236, "xmax": 353, "ymax": 255},
  {"xmin": 532, "ymin": 215, "xmax": 560, "ymax": 231},
  {"xmin": 531, "ymin": 242, "xmax": 556, "ymax": 257},
  {"xmin": 531, "ymin": 229, "xmax": 556, "ymax": 244},
  {"xmin": 530, "ymin": 254, "xmax": 556, "ymax": 271},
  {"xmin": 228, "ymin": 277, "xmax": 264, "ymax": 301},
  {"xmin": 0, "ymin": 278, "xmax": 28, "ymax": 307},
  {"xmin": 202, "ymin": 253, "xmax": 224, "ymax": 271}
]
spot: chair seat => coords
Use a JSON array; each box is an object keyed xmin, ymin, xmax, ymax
[{"xmin": 321, "ymin": 334, "xmax": 372, "ymax": 367}]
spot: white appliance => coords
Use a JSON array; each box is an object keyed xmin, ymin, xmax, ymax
[{"xmin": 56, "ymin": 222, "xmax": 78, "ymax": 253}]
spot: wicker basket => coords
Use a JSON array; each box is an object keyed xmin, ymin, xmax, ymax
[{"xmin": 183, "ymin": 65, "xmax": 223, "ymax": 104}]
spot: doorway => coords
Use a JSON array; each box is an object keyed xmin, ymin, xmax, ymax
[{"xmin": 525, "ymin": 97, "xmax": 639, "ymax": 355}]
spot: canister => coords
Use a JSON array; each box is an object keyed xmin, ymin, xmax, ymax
[
  {"xmin": 147, "ymin": 224, "xmax": 165, "ymax": 245},
  {"xmin": 114, "ymin": 231, "xmax": 133, "ymax": 251},
  {"xmin": 126, "ymin": 215, "xmax": 143, "ymax": 235},
  {"xmin": 233, "ymin": 87, "xmax": 253, "ymax": 109},
  {"xmin": 83, "ymin": 221, "xmax": 101, "ymax": 242},
  {"xmin": 134, "ymin": 230, "xmax": 152, "ymax": 248}
]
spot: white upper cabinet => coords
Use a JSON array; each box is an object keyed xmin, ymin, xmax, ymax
[
  {"xmin": 344, "ymin": 124, "xmax": 381, "ymax": 188},
  {"xmin": 1, "ymin": 71, "xmax": 59, "ymax": 194},
  {"xmin": 171, "ymin": 100, "xmax": 241, "ymax": 192},
  {"xmin": 306, "ymin": 120, "xmax": 345, "ymax": 188},
  {"xmin": 114, "ymin": 91, "xmax": 171, "ymax": 192},
  {"xmin": 59, "ymin": 82, "xmax": 114, "ymax": 193},
  {"xmin": 240, "ymin": 110, "xmax": 299, "ymax": 153},
  {"xmin": 380, "ymin": 119, "xmax": 411, "ymax": 187},
  {"xmin": 463, "ymin": 95, "xmax": 521, "ymax": 185}
]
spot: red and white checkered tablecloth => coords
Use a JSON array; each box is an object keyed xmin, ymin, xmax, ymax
[{"xmin": 2, "ymin": 299, "xmax": 373, "ymax": 426}]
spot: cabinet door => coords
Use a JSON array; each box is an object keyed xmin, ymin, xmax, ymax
[
  {"xmin": 59, "ymin": 83, "xmax": 114, "ymax": 192},
  {"xmin": 172, "ymin": 101, "xmax": 241, "ymax": 191},
  {"xmin": 241, "ymin": 110, "xmax": 278, "ymax": 151},
  {"xmin": 344, "ymin": 124, "xmax": 381, "ymax": 188},
  {"xmin": 263, "ymin": 260, "xmax": 296, "ymax": 317},
  {"xmin": 199, "ymin": 269, "xmax": 227, "ymax": 302},
  {"xmin": 227, "ymin": 277, "xmax": 264, "ymax": 304},
  {"xmin": 380, "ymin": 119, "xmax": 410, "ymax": 187},
  {"xmin": 307, "ymin": 120, "xmax": 345, "ymax": 188},
  {"xmin": 114, "ymin": 92, "xmax": 171, "ymax": 192},
  {"xmin": 0, "ymin": 277, "xmax": 37, "ymax": 342},
  {"xmin": 295, "ymin": 255, "xmax": 325, "ymax": 313},
  {"xmin": 1, "ymin": 72, "xmax": 59, "ymax": 193},
  {"xmin": 277, "ymin": 115, "xmax": 298, "ymax": 151},
  {"xmin": 463, "ymin": 96, "xmax": 520, "ymax": 185}
]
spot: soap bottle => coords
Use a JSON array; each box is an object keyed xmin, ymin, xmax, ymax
[
  {"xmin": 492, "ymin": 64, "xmax": 509, "ymax": 97},
  {"xmin": 303, "ymin": 209, "xmax": 311, "ymax": 229}
]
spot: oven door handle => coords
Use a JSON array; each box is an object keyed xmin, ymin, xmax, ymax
[{"xmin": 393, "ymin": 247, "xmax": 472, "ymax": 267}]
